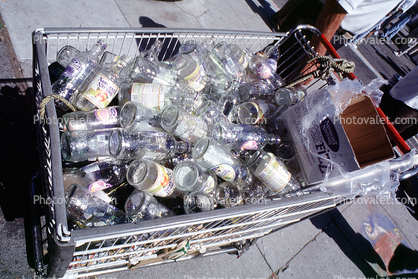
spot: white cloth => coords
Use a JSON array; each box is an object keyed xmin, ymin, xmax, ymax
[
  {"xmin": 390, "ymin": 66, "xmax": 418, "ymax": 110},
  {"xmin": 336, "ymin": 0, "xmax": 410, "ymax": 34}
]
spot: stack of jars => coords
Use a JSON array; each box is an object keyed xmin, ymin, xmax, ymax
[{"xmin": 51, "ymin": 38, "xmax": 308, "ymax": 229}]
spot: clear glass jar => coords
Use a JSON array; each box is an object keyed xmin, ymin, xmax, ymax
[
  {"xmin": 274, "ymin": 87, "xmax": 306, "ymax": 113},
  {"xmin": 214, "ymin": 182, "xmax": 242, "ymax": 208},
  {"xmin": 62, "ymin": 106, "xmax": 121, "ymax": 131},
  {"xmin": 119, "ymin": 101, "xmax": 162, "ymax": 131},
  {"xmin": 211, "ymin": 122, "xmax": 281, "ymax": 151},
  {"xmin": 126, "ymin": 159, "xmax": 180, "ymax": 198},
  {"xmin": 173, "ymin": 160, "xmax": 217, "ymax": 194},
  {"xmin": 109, "ymin": 129, "xmax": 189, "ymax": 161},
  {"xmin": 234, "ymin": 100, "xmax": 275, "ymax": 125},
  {"xmin": 172, "ymin": 54, "xmax": 207, "ymax": 91},
  {"xmin": 192, "ymin": 137, "xmax": 251, "ymax": 184},
  {"xmin": 246, "ymin": 150, "xmax": 300, "ymax": 195},
  {"xmin": 125, "ymin": 189, "xmax": 174, "ymax": 222},
  {"xmin": 65, "ymin": 184, "xmax": 127, "ymax": 228},
  {"xmin": 60, "ymin": 128, "xmax": 119, "ymax": 162},
  {"xmin": 184, "ymin": 191, "xmax": 215, "ymax": 214},
  {"xmin": 160, "ymin": 105, "xmax": 208, "ymax": 144}
]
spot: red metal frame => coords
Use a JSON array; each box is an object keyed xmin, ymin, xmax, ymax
[{"xmin": 319, "ymin": 34, "xmax": 411, "ymax": 154}]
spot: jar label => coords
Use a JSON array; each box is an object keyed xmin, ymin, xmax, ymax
[
  {"xmin": 202, "ymin": 175, "xmax": 215, "ymax": 194},
  {"xmin": 95, "ymin": 107, "xmax": 118, "ymax": 124},
  {"xmin": 256, "ymin": 64, "xmax": 272, "ymax": 80},
  {"xmin": 184, "ymin": 64, "xmax": 206, "ymax": 91},
  {"xmin": 62, "ymin": 58, "xmax": 82, "ymax": 78},
  {"xmin": 83, "ymin": 73, "xmax": 119, "ymax": 108},
  {"xmin": 257, "ymin": 154, "xmax": 291, "ymax": 192},
  {"xmin": 240, "ymin": 140, "xmax": 258, "ymax": 150},
  {"xmin": 88, "ymin": 180, "xmax": 112, "ymax": 192},
  {"xmin": 249, "ymin": 101, "xmax": 268, "ymax": 123},
  {"xmin": 209, "ymin": 164, "xmax": 236, "ymax": 181},
  {"xmin": 148, "ymin": 164, "xmax": 176, "ymax": 197},
  {"xmin": 131, "ymin": 83, "xmax": 166, "ymax": 111}
]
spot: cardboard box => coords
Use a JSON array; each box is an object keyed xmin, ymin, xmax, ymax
[{"xmin": 281, "ymin": 88, "xmax": 395, "ymax": 184}]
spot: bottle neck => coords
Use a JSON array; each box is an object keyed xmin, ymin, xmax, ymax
[
  {"xmin": 266, "ymin": 134, "xmax": 281, "ymax": 145},
  {"xmin": 174, "ymin": 140, "xmax": 190, "ymax": 154}
]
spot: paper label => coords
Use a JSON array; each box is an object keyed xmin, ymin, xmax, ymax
[
  {"xmin": 240, "ymin": 140, "xmax": 259, "ymax": 150},
  {"xmin": 201, "ymin": 175, "xmax": 215, "ymax": 194},
  {"xmin": 95, "ymin": 107, "xmax": 118, "ymax": 124},
  {"xmin": 148, "ymin": 164, "xmax": 176, "ymax": 197},
  {"xmin": 83, "ymin": 73, "xmax": 119, "ymax": 108},
  {"xmin": 209, "ymin": 164, "xmax": 236, "ymax": 181},
  {"xmin": 257, "ymin": 154, "xmax": 291, "ymax": 192},
  {"xmin": 88, "ymin": 180, "xmax": 112, "ymax": 192},
  {"xmin": 184, "ymin": 65, "xmax": 206, "ymax": 91},
  {"xmin": 256, "ymin": 64, "xmax": 272, "ymax": 80},
  {"xmin": 131, "ymin": 83, "xmax": 166, "ymax": 111},
  {"xmin": 62, "ymin": 58, "xmax": 82, "ymax": 78}
]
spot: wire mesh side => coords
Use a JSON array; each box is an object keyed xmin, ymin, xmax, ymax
[{"xmin": 64, "ymin": 194, "xmax": 340, "ymax": 276}]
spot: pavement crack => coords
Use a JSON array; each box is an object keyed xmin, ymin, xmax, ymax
[
  {"xmin": 113, "ymin": 0, "xmax": 131, "ymax": 27},
  {"xmin": 256, "ymin": 239, "xmax": 275, "ymax": 274}
]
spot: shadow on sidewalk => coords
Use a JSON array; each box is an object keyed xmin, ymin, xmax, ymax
[
  {"xmin": 244, "ymin": 0, "xmax": 277, "ymax": 31},
  {"xmin": 311, "ymin": 208, "xmax": 418, "ymax": 278}
]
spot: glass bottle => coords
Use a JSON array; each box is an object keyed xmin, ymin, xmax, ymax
[
  {"xmin": 178, "ymin": 40, "xmax": 206, "ymax": 65},
  {"xmin": 62, "ymin": 106, "xmax": 121, "ymax": 131},
  {"xmin": 126, "ymin": 159, "xmax": 180, "ymax": 198},
  {"xmin": 129, "ymin": 56, "xmax": 178, "ymax": 86},
  {"xmin": 109, "ymin": 129, "xmax": 189, "ymax": 161},
  {"xmin": 246, "ymin": 150, "xmax": 300, "ymax": 195},
  {"xmin": 214, "ymin": 182, "xmax": 242, "ymax": 208},
  {"xmin": 192, "ymin": 137, "xmax": 251, "ymax": 184},
  {"xmin": 61, "ymin": 128, "xmax": 118, "ymax": 162},
  {"xmin": 247, "ymin": 51, "xmax": 284, "ymax": 89},
  {"xmin": 212, "ymin": 42, "xmax": 245, "ymax": 80},
  {"xmin": 56, "ymin": 45, "xmax": 80, "ymax": 68},
  {"xmin": 236, "ymin": 83, "xmax": 274, "ymax": 103},
  {"xmin": 274, "ymin": 87, "xmax": 306, "ymax": 113},
  {"xmin": 173, "ymin": 160, "xmax": 217, "ymax": 194},
  {"xmin": 234, "ymin": 100, "xmax": 276, "ymax": 125},
  {"xmin": 194, "ymin": 100, "xmax": 230, "ymax": 130},
  {"xmin": 172, "ymin": 54, "xmax": 207, "ymax": 91},
  {"xmin": 125, "ymin": 189, "xmax": 174, "ymax": 222},
  {"xmin": 160, "ymin": 105, "xmax": 208, "ymax": 143},
  {"xmin": 211, "ymin": 122, "xmax": 281, "ymax": 151},
  {"xmin": 119, "ymin": 101, "xmax": 162, "ymax": 131},
  {"xmin": 74, "ymin": 55, "xmax": 131, "ymax": 111},
  {"xmin": 65, "ymin": 184, "xmax": 127, "ymax": 228},
  {"xmin": 52, "ymin": 41, "xmax": 106, "ymax": 112},
  {"xmin": 118, "ymin": 82, "xmax": 199, "ymax": 111},
  {"xmin": 184, "ymin": 191, "xmax": 215, "ymax": 214},
  {"xmin": 63, "ymin": 158, "xmax": 129, "ymax": 193},
  {"xmin": 229, "ymin": 44, "xmax": 249, "ymax": 69}
]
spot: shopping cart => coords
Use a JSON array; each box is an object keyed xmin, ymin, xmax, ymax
[{"xmin": 30, "ymin": 26, "xmax": 409, "ymax": 278}]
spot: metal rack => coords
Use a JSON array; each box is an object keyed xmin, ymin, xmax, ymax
[{"xmin": 31, "ymin": 26, "xmax": 358, "ymax": 278}]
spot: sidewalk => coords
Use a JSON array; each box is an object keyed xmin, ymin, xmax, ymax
[{"xmin": 1, "ymin": 1, "xmax": 418, "ymax": 279}]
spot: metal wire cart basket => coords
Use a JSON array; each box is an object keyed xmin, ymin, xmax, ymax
[{"xmin": 30, "ymin": 26, "xmax": 401, "ymax": 278}]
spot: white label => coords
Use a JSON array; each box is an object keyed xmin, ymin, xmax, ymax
[
  {"xmin": 82, "ymin": 73, "xmax": 119, "ymax": 108},
  {"xmin": 95, "ymin": 107, "xmax": 118, "ymax": 124},
  {"xmin": 209, "ymin": 164, "xmax": 236, "ymax": 181},
  {"xmin": 257, "ymin": 154, "xmax": 291, "ymax": 192},
  {"xmin": 201, "ymin": 175, "xmax": 215, "ymax": 194},
  {"xmin": 131, "ymin": 83, "xmax": 166, "ymax": 111},
  {"xmin": 184, "ymin": 64, "xmax": 206, "ymax": 91},
  {"xmin": 147, "ymin": 164, "xmax": 176, "ymax": 197}
]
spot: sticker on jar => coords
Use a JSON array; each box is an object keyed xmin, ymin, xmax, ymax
[
  {"xmin": 240, "ymin": 140, "xmax": 258, "ymax": 150},
  {"xmin": 82, "ymin": 73, "xmax": 119, "ymax": 108},
  {"xmin": 202, "ymin": 175, "xmax": 216, "ymax": 194},
  {"xmin": 148, "ymin": 165, "xmax": 176, "ymax": 197},
  {"xmin": 249, "ymin": 101, "xmax": 269, "ymax": 124},
  {"xmin": 209, "ymin": 164, "xmax": 236, "ymax": 181},
  {"xmin": 184, "ymin": 65, "xmax": 206, "ymax": 91},
  {"xmin": 256, "ymin": 64, "xmax": 272, "ymax": 80},
  {"xmin": 88, "ymin": 180, "xmax": 112, "ymax": 192},
  {"xmin": 131, "ymin": 83, "xmax": 167, "ymax": 111},
  {"xmin": 62, "ymin": 58, "xmax": 82, "ymax": 78},
  {"xmin": 257, "ymin": 155, "xmax": 291, "ymax": 192},
  {"xmin": 95, "ymin": 107, "xmax": 119, "ymax": 124}
]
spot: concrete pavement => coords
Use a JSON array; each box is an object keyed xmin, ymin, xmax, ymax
[{"xmin": 1, "ymin": 0, "xmax": 418, "ymax": 278}]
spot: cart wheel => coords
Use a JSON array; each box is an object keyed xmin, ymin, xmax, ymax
[{"xmin": 228, "ymin": 238, "xmax": 257, "ymax": 258}]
